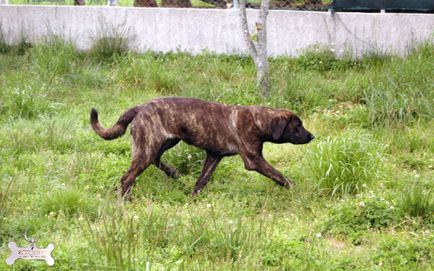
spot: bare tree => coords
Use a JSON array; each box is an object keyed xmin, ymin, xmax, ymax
[{"xmin": 239, "ymin": 0, "xmax": 270, "ymax": 96}]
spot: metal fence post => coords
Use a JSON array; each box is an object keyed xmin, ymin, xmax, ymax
[{"xmin": 328, "ymin": 0, "xmax": 335, "ymax": 13}]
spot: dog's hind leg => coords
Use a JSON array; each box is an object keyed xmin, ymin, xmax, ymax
[
  {"xmin": 191, "ymin": 152, "xmax": 222, "ymax": 196},
  {"xmin": 120, "ymin": 153, "xmax": 153, "ymax": 199},
  {"xmin": 120, "ymin": 122, "xmax": 161, "ymax": 198},
  {"xmin": 154, "ymin": 139, "xmax": 180, "ymax": 179}
]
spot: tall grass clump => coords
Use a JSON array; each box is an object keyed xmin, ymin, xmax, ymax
[
  {"xmin": 85, "ymin": 205, "xmax": 142, "ymax": 270},
  {"xmin": 90, "ymin": 36, "xmax": 129, "ymax": 62},
  {"xmin": 30, "ymin": 37, "xmax": 77, "ymax": 85},
  {"xmin": 321, "ymin": 194, "xmax": 399, "ymax": 243},
  {"xmin": 117, "ymin": 54, "xmax": 181, "ymax": 93},
  {"xmin": 399, "ymin": 180, "xmax": 433, "ymax": 222},
  {"xmin": 307, "ymin": 130, "xmax": 383, "ymax": 197},
  {"xmin": 1, "ymin": 85, "xmax": 50, "ymax": 119},
  {"xmin": 41, "ymin": 190, "xmax": 98, "ymax": 218},
  {"xmin": 294, "ymin": 46, "xmax": 340, "ymax": 72},
  {"xmin": 0, "ymin": 26, "xmax": 32, "ymax": 56},
  {"xmin": 0, "ymin": 178, "xmax": 13, "ymax": 243},
  {"xmin": 90, "ymin": 20, "xmax": 132, "ymax": 63},
  {"xmin": 362, "ymin": 44, "xmax": 434, "ymax": 126},
  {"xmin": 0, "ymin": 178, "xmax": 13, "ymax": 220}
]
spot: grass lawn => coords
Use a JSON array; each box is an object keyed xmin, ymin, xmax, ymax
[{"xmin": 0, "ymin": 38, "xmax": 433, "ymax": 270}]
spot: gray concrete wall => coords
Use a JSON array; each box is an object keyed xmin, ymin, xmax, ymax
[{"xmin": 0, "ymin": 5, "xmax": 433, "ymax": 57}]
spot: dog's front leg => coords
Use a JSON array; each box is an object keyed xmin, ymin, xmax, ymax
[{"xmin": 240, "ymin": 146, "xmax": 294, "ymax": 188}]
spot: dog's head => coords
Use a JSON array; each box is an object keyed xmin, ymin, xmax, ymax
[{"xmin": 269, "ymin": 111, "xmax": 314, "ymax": 145}]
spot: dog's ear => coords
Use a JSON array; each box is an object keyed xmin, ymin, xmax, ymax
[{"xmin": 271, "ymin": 117, "xmax": 287, "ymax": 141}]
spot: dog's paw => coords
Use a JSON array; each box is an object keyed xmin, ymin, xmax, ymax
[
  {"xmin": 190, "ymin": 189, "xmax": 200, "ymax": 196},
  {"xmin": 284, "ymin": 180, "xmax": 295, "ymax": 189}
]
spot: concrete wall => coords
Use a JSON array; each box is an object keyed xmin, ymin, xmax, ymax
[{"xmin": 0, "ymin": 5, "xmax": 433, "ymax": 57}]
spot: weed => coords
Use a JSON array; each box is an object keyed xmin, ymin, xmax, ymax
[
  {"xmin": 30, "ymin": 37, "xmax": 77, "ymax": 86},
  {"xmin": 89, "ymin": 18, "xmax": 133, "ymax": 63},
  {"xmin": 307, "ymin": 130, "xmax": 384, "ymax": 197},
  {"xmin": 295, "ymin": 46, "xmax": 340, "ymax": 72},
  {"xmin": 41, "ymin": 190, "xmax": 98, "ymax": 218},
  {"xmin": 399, "ymin": 180, "xmax": 433, "ymax": 222},
  {"xmin": 373, "ymin": 234, "xmax": 433, "ymax": 270},
  {"xmin": 163, "ymin": 143, "xmax": 205, "ymax": 175},
  {"xmin": 0, "ymin": 177, "xmax": 13, "ymax": 220},
  {"xmin": 361, "ymin": 46, "xmax": 433, "ymax": 126},
  {"xmin": 2, "ymin": 85, "xmax": 50, "ymax": 119},
  {"xmin": 85, "ymin": 204, "xmax": 142, "ymax": 270},
  {"xmin": 321, "ymin": 193, "xmax": 399, "ymax": 244},
  {"xmin": 0, "ymin": 26, "xmax": 32, "ymax": 56}
]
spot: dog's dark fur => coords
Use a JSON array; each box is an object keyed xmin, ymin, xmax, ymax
[{"xmin": 91, "ymin": 97, "xmax": 314, "ymax": 197}]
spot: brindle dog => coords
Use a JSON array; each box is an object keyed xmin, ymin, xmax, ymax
[{"xmin": 91, "ymin": 97, "xmax": 314, "ymax": 197}]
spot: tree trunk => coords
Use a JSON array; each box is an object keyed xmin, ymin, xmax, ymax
[
  {"xmin": 161, "ymin": 0, "xmax": 192, "ymax": 7},
  {"xmin": 134, "ymin": 0, "xmax": 157, "ymax": 7},
  {"xmin": 255, "ymin": 58, "xmax": 269, "ymax": 97},
  {"xmin": 107, "ymin": 0, "xmax": 117, "ymax": 6},
  {"xmin": 239, "ymin": 0, "xmax": 270, "ymax": 96},
  {"xmin": 74, "ymin": 0, "xmax": 85, "ymax": 5}
]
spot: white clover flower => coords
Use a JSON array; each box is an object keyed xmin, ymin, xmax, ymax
[
  {"xmin": 133, "ymin": 215, "xmax": 139, "ymax": 221},
  {"xmin": 206, "ymin": 204, "xmax": 212, "ymax": 208},
  {"xmin": 315, "ymin": 233, "xmax": 322, "ymax": 238},
  {"xmin": 358, "ymin": 201, "xmax": 366, "ymax": 207},
  {"xmin": 228, "ymin": 220, "xmax": 234, "ymax": 225},
  {"xmin": 187, "ymin": 154, "xmax": 192, "ymax": 160},
  {"xmin": 415, "ymin": 174, "xmax": 420, "ymax": 178}
]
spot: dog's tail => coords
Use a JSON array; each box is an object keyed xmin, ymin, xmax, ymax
[{"xmin": 90, "ymin": 107, "xmax": 139, "ymax": 140}]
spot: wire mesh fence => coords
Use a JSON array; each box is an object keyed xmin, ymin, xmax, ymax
[
  {"xmin": 4, "ymin": 0, "xmax": 434, "ymax": 12},
  {"xmin": 6, "ymin": 0, "xmax": 332, "ymax": 10}
]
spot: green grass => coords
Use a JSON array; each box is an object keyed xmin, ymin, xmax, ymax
[
  {"xmin": 0, "ymin": 39, "xmax": 433, "ymax": 270},
  {"xmin": 306, "ymin": 130, "xmax": 384, "ymax": 197}
]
